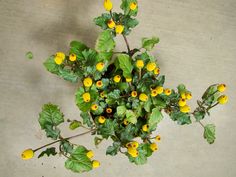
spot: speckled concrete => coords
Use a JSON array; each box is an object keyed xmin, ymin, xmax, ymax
[{"xmin": 0, "ymin": 0, "xmax": 236, "ymax": 177}]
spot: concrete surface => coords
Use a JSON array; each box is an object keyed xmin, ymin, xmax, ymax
[{"xmin": 0, "ymin": 0, "xmax": 236, "ymax": 177}]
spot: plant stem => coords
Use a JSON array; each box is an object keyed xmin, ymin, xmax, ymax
[
  {"xmin": 122, "ymin": 34, "xmax": 131, "ymax": 55},
  {"xmin": 198, "ymin": 121, "xmax": 205, "ymax": 128},
  {"xmin": 206, "ymin": 102, "xmax": 219, "ymax": 111},
  {"xmin": 33, "ymin": 129, "xmax": 96, "ymax": 152}
]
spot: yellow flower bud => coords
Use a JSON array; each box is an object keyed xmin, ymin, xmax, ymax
[
  {"xmin": 69, "ymin": 53, "xmax": 76, "ymax": 61},
  {"xmin": 98, "ymin": 116, "xmax": 106, "ymax": 124},
  {"xmin": 155, "ymin": 135, "xmax": 161, "ymax": 142},
  {"xmin": 130, "ymin": 2, "xmax": 137, "ymax": 10},
  {"xmin": 126, "ymin": 77, "xmax": 132, "ymax": 82},
  {"xmin": 180, "ymin": 92, "xmax": 186, "ymax": 99},
  {"xmin": 91, "ymin": 104, "xmax": 98, "ymax": 111},
  {"xmin": 150, "ymin": 143, "xmax": 158, "ymax": 151},
  {"xmin": 123, "ymin": 119, "xmax": 129, "ymax": 125},
  {"xmin": 178, "ymin": 98, "xmax": 186, "ymax": 107},
  {"xmin": 100, "ymin": 91, "xmax": 106, "ymax": 98},
  {"xmin": 156, "ymin": 86, "xmax": 164, "ymax": 94},
  {"xmin": 83, "ymin": 77, "xmax": 93, "ymax": 87},
  {"xmin": 186, "ymin": 92, "xmax": 192, "ymax": 100},
  {"xmin": 151, "ymin": 89, "xmax": 158, "ymax": 97},
  {"xmin": 126, "ymin": 142, "xmax": 132, "ymax": 148},
  {"xmin": 54, "ymin": 56, "xmax": 63, "ymax": 65},
  {"xmin": 96, "ymin": 62, "xmax": 105, "ymax": 72},
  {"xmin": 21, "ymin": 149, "xmax": 34, "ymax": 160},
  {"xmin": 86, "ymin": 150, "xmax": 94, "ymax": 159},
  {"xmin": 113, "ymin": 75, "xmax": 121, "ymax": 83},
  {"xmin": 146, "ymin": 62, "xmax": 156, "ymax": 71},
  {"xmin": 103, "ymin": 0, "xmax": 112, "ymax": 11},
  {"xmin": 217, "ymin": 95, "xmax": 228, "ymax": 104},
  {"xmin": 82, "ymin": 92, "xmax": 91, "ymax": 102},
  {"xmin": 96, "ymin": 80, "xmax": 103, "ymax": 88},
  {"xmin": 131, "ymin": 141, "xmax": 139, "ymax": 149},
  {"xmin": 55, "ymin": 52, "xmax": 65, "ymax": 60},
  {"xmin": 115, "ymin": 25, "xmax": 124, "ymax": 34},
  {"xmin": 127, "ymin": 147, "xmax": 139, "ymax": 157},
  {"xmin": 142, "ymin": 124, "xmax": 149, "ymax": 132},
  {"xmin": 217, "ymin": 84, "xmax": 226, "ymax": 92},
  {"xmin": 136, "ymin": 59, "xmax": 144, "ymax": 69},
  {"xmin": 107, "ymin": 19, "xmax": 116, "ymax": 29},
  {"xmin": 180, "ymin": 105, "xmax": 191, "ymax": 113},
  {"xmin": 164, "ymin": 88, "xmax": 172, "ymax": 96},
  {"xmin": 154, "ymin": 67, "xmax": 160, "ymax": 75},
  {"xmin": 139, "ymin": 93, "xmax": 148, "ymax": 102},
  {"xmin": 92, "ymin": 160, "xmax": 100, "ymax": 168},
  {"xmin": 106, "ymin": 108, "xmax": 112, "ymax": 114},
  {"xmin": 131, "ymin": 91, "xmax": 138, "ymax": 97}
]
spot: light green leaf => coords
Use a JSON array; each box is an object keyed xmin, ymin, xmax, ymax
[
  {"xmin": 26, "ymin": 51, "xmax": 33, "ymax": 60},
  {"xmin": 126, "ymin": 110, "xmax": 137, "ymax": 124},
  {"xmin": 65, "ymin": 146, "xmax": 92, "ymax": 173},
  {"xmin": 142, "ymin": 37, "xmax": 159, "ymax": 51},
  {"xmin": 44, "ymin": 56, "xmax": 60, "ymax": 74},
  {"xmin": 121, "ymin": 0, "xmax": 138, "ymax": 17},
  {"xmin": 204, "ymin": 124, "xmax": 216, "ymax": 144},
  {"xmin": 80, "ymin": 112, "xmax": 93, "ymax": 128},
  {"xmin": 95, "ymin": 30, "xmax": 115, "ymax": 52},
  {"xmin": 69, "ymin": 120, "xmax": 82, "ymax": 130},
  {"xmin": 148, "ymin": 108, "xmax": 163, "ymax": 130},
  {"xmin": 117, "ymin": 54, "xmax": 133, "ymax": 78},
  {"xmin": 117, "ymin": 106, "xmax": 127, "ymax": 117}
]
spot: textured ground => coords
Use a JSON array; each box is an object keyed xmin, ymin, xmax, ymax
[{"xmin": 0, "ymin": 0, "xmax": 236, "ymax": 177}]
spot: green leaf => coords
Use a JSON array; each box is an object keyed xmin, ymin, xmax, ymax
[
  {"xmin": 117, "ymin": 54, "xmax": 133, "ymax": 78},
  {"xmin": 144, "ymin": 98, "xmax": 152, "ymax": 112},
  {"xmin": 142, "ymin": 37, "xmax": 159, "ymax": 51},
  {"xmin": 94, "ymin": 13, "xmax": 111, "ymax": 30},
  {"xmin": 98, "ymin": 119, "xmax": 117, "ymax": 139},
  {"xmin": 177, "ymin": 84, "xmax": 186, "ymax": 94},
  {"xmin": 26, "ymin": 51, "xmax": 33, "ymax": 59},
  {"xmin": 148, "ymin": 108, "xmax": 163, "ymax": 130},
  {"xmin": 121, "ymin": 0, "xmax": 138, "ymax": 17},
  {"xmin": 126, "ymin": 110, "xmax": 137, "ymax": 124},
  {"xmin": 193, "ymin": 111, "xmax": 206, "ymax": 121},
  {"xmin": 120, "ymin": 124, "xmax": 136, "ymax": 142},
  {"xmin": 204, "ymin": 124, "xmax": 216, "ymax": 144},
  {"xmin": 65, "ymin": 146, "xmax": 92, "ymax": 173},
  {"xmin": 60, "ymin": 140, "xmax": 74, "ymax": 154},
  {"xmin": 58, "ymin": 68, "xmax": 79, "ymax": 83},
  {"xmin": 106, "ymin": 142, "xmax": 121, "ymax": 156},
  {"xmin": 94, "ymin": 136, "xmax": 103, "ymax": 148},
  {"xmin": 69, "ymin": 120, "xmax": 82, "ymax": 130},
  {"xmin": 95, "ymin": 30, "xmax": 115, "ymax": 52},
  {"xmin": 128, "ymin": 148, "xmax": 147, "ymax": 165},
  {"xmin": 70, "ymin": 41, "xmax": 88, "ymax": 51},
  {"xmin": 75, "ymin": 88, "xmax": 92, "ymax": 112},
  {"xmin": 106, "ymin": 89, "xmax": 121, "ymax": 105},
  {"xmin": 38, "ymin": 147, "xmax": 57, "ymax": 158},
  {"xmin": 152, "ymin": 97, "xmax": 166, "ymax": 109},
  {"xmin": 170, "ymin": 111, "xmax": 191, "ymax": 125},
  {"xmin": 80, "ymin": 112, "xmax": 93, "ymax": 128},
  {"xmin": 117, "ymin": 106, "xmax": 127, "ymax": 117},
  {"xmin": 38, "ymin": 104, "xmax": 64, "ymax": 139},
  {"xmin": 44, "ymin": 56, "xmax": 60, "ymax": 74}
]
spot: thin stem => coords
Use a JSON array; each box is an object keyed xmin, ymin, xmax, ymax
[
  {"xmin": 122, "ymin": 34, "xmax": 131, "ymax": 54},
  {"xmin": 198, "ymin": 121, "xmax": 205, "ymax": 128},
  {"xmin": 206, "ymin": 102, "xmax": 219, "ymax": 111},
  {"xmin": 33, "ymin": 129, "xmax": 96, "ymax": 152},
  {"xmin": 139, "ymin": 68, "xmax": 142, "ymax": 80}
]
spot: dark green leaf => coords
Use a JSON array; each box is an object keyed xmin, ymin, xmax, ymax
[
  {"xmin": 80, "ymin": 112, "xmax": 93, "ymax": 128},
  {"xmin": 94, "ymin": 13, "xmax": 111, "ymax": 30},
  {"xmin": 60, "ymin": 140, "xmax": 74, "ymax": 154},
  {"xmin": 193, "ymin": 111, "xmax": 206, "ymax": 121},
  {"xmin": 70, "ymin": 41, "xmax": 88, "ymax": 51},
  {"xmin": 170, "ymin": 111, "xmax": 191, "ymax": 125},
  {"xmin": 58, "ymin": 68, "xmax": 79, "ymax": 83},
  {"xmin": 38, "ymin": 147, "xmax": 57, "ymax": 158},
  {"xmin": 106, "ymin": 142, "xmax": 121, "ymax": 156},
  {"xmin": 94, "ymin": 136, "xmax": 103, "ymax": 148},
  {"xmin": 26, "ymin": 51, "xmax": 33, "ymax": 59}
]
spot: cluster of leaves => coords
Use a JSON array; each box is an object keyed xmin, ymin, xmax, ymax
[{"xmin": 32, "ymin": 0, "xmax": 227, "ymax": 174}]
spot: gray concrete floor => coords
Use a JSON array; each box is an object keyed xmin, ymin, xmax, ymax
[{"xmin": 0, "ymin": 0, "xmax": 236, "ymax": 177}]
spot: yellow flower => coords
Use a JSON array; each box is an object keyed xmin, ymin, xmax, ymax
[
  {"xmin": 83, "ymin": 77, "xmax": 93, "ymax": 87},
  {"xmin": 106, "ymin": 108, "xmax": 112, "ymax": 113},
  {"xmin": 123, "ymin": 119, "xmax": 129, "ymax": 125},
  {"xmin": 82, "ymin": 93, "xmax": 91, "ymax": 102},
  {"xmin": 151, "ymin": 89, "xmax": 158, "ymax": 97},
  {"xmin": 98, "ymin": 116, "xmax": 106, "ymax": 124},
  {"xmin": 103, "ymin": 0, "xmax": 113, "ymax": 11},
  {"xmin": 96, "ymin": 62, "xmax": 105, "ymax": 72},
  {"xmin": 115, "ymin": 25, "xmax": 124, "ymax": 34},
  {"xmin": 178, "ymin": 98, "xmax": 186, "ymax": 107},
  {"xmin": 142, "ymin": 124, "xmax": 149, "ymax": 132},
  {"xmin": 113, "ymin": 75, "xmax": 121, "ymax": 83},
  {"xmin": 92, "ymin": 160, "xmax": 100, "ymax": 168},
  {"xmin": 130, "ymin": 2, "xmax": 137, "ymax": 10},
  {"xmin": 127, "ymin": 147, "xmax": 139, "ymax": 158},
  {"xmin": 156, "ymin": 86, "xmax": 164, "ymax": 94},
  {"xmin": 186, "ymin": 92, "xmax": 192, "ymax": 100},
  {"xmin": 107, "ymin": 19, "xmax": 116, "ymax": 29},
  {"xmin": 180, "ymin": 92, "xmax": 186, "ymax": 99},
  {"xmin": 146, "ymin": 62, "xmax": 156, "ymax": 71},
  {"xmin": 136, "ymin": 59, "xmax": 144, "ymax": 69},
  {"xmin": 100, "ymin": 91, "xmax": 106, "ymax": 98},
  {"xmin": 91, "ymin": 104, "xmax": 98, "ymax": 111},
  {"xmin": 217, "ymin": 95, "xmax": 228, "ymax": 104},
  {"xmin": 131, "ymin": 91, "xmax": 138, "ymax": 97},
  {"xmin": 54, "ymin": 52, "xmax": 65, "ymax": 65},
  {"xmin": 150, "ymin": 143, "xmax": 158, "ymax": 151},
  {"xmin": 96, "ymin": 80, "xmax": 103, "ymax": 88},
  {"xmin": 55, "ymin": 52, "xmax": 65, "ymax": 60},
  {"xmin": 54, "ymin": 56, "xmax": 63, "ymax": 65},
  {"xmin": 126, "ymin": 77, "xmax": 132, "ymax": 82},
  {"xmin": 131, "ymin": 141, "xmax": 139, "ymax": 149},
  {"xmin": 217, "ymin": 84, "xmax": 226, "ymax": 92},
  {"xmin": 86, "ymin": 150, "xmax": 94, "ymax": 159},
  {"xmin": 180, "ymin": 105, "xmax": 191, "ymax": 113},
  {"xmin": 69, "ymin": 53, "xmax": 76, "ymax": 61},
  {"xmin": 139, "ymin": 93, "xmax": 148, "ymax": 102},
  {"xmin": 21, "ymin": 149, "xmax": 34, "ymax": 160},
  {"xmin": 154, "ymin": 67, "xmax": 160, "ymax": 75},
  {"xmin": 126, "ymin": 142, "xmax": 132, "ymax": 148},
  {"xmin": 155, "ymin": 135, "xmax": 161, "ymax": 142},
  {"xmin": 164, "ymin": 88, "xmax": 172, "ymax": 96}
]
